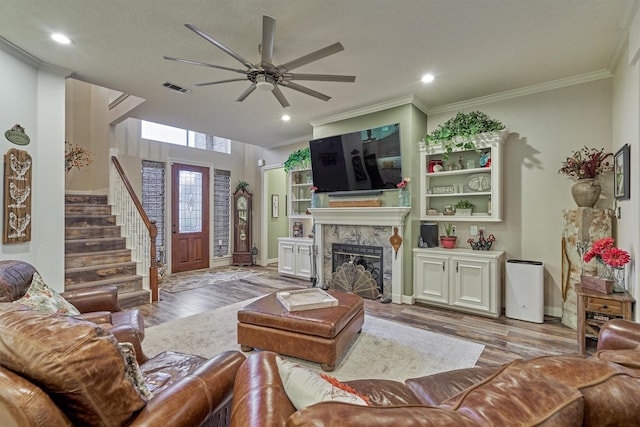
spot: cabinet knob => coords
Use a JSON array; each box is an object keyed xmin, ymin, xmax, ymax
[
  {"xmin": 442, "ymin": 262, "xmax": 445, "ymax": 271},
  {"xmin": 601, "ymin": 304, "xmax": 608, "ymax": 309}
]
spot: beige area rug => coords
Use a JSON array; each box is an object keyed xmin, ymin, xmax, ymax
[
  {"xmin": 143, "ymin": 299, "xmax": 485, "ymax": 381},
  {"xmin": 160, "ymin": 267, "xmax": 263, "ymax": 293}
]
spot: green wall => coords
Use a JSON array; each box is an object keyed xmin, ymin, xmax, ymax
[
  {"xmin": 312, "ymin": 103, "xmax": 427, "ymax": 298},
  {"xmin": 266, "ymin": 167, "xmax": 289, "ymax": 260}
]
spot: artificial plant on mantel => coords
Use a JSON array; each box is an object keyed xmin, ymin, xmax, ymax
[{"xmin": 424, "ymin": 111, "xmax": 506, "ymax": 160}]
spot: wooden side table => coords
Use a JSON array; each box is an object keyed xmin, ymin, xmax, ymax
[{"xmin": 576, "ymin": 285, "xmax": 635, "ymax": 354}]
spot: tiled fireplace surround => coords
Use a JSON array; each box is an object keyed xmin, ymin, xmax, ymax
[{"xmin": 309, "ymin": 207, "xmax": 411, "ymax": 304}]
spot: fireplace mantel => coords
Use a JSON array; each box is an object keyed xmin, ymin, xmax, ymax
[{"xmin": 309, "ymin": 207, "xmax": 410, "ymax": 226}]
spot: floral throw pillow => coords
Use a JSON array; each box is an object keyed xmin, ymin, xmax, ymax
[
  {"xmin": 119, "ymin": 342, "xmax": 152, "ymax": 400},
  {"xmin": 14, "ymin": 272, "xmax": 80, "ymax": 315},
  {"xmin": 276, "ymin": 356, "xmax": 369, "ymax": 410}
]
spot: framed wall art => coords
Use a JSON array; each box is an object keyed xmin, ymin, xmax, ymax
[
  {"xmin": 272, "ymin": 194, "xmax": 279, "ymax": 218},
  {"xmin": 3, "ymin": 148, "xmax": 32, "ymax": 243},
  {"xmin": 614, "ymin": 143, "xmax": 630, "ymax": 200}
]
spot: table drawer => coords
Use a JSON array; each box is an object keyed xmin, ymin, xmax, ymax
[{"xmin": 586, "ymin": 297, "xmax": 624, "ymax": 315}]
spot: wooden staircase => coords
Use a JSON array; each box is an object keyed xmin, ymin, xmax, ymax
[{"xmin": 65, "ymin": 194, "xmax": 150, "ymax": 308}]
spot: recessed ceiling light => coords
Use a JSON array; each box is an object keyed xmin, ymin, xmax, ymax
[
  {"xmin": 51, "ymin": 33, "xmax": 72, "ymax": 45},
  {"xmin": 281, "ymin": 114, "xmax": 291, "ymax": 122},
  {"xmin": 421, "ymin": 73, "xmax": 435, "ymax": 83}
]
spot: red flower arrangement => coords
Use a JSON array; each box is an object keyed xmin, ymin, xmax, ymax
[
  {"xmin": 396, "ymin": 177, "xmax": 411, "ymax": 189},
  {"xmin": 310, "ymin": 186, "xmax": 318, "ymax": 193},
  {"xmin": 583, "ymin": 237, "xmax": 630, "ymax": 268},
  {"xmin": 558, "ymin": 147, "xmax": 613, "ymax": 180}
]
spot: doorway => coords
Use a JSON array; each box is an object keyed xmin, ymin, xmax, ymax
[{"xmin": 171, "ymin": 163, "xmax": 210, "ymax": 273}]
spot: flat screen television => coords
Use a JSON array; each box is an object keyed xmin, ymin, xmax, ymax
[{"xmin": 309, "ymin": 123, "xmax": 402, "ymax": 194}]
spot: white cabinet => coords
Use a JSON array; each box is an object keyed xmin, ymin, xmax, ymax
[
  {"xmin": 278, "ymin": 237, "xmax": 313, "ymax": 279},
  {"xmin": 287, "ymin": 168, "xmax": 314, "ymax": 238},
  {"xmin": 418, "ymin": 131, "xmax": 507, "ymax": 222},
  {"xmin": 413, "ymin": 247, "xmax": 505, "ymax": 317}
]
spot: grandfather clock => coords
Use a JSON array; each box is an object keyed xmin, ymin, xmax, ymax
[{"xmin": 233, "ymin": 189, "xmax": 252, "ymax": 265}]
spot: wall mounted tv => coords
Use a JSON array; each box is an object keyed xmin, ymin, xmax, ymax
[{"xmin": 309, "ymin": 123, "xmax": 402, "ymax": 194}]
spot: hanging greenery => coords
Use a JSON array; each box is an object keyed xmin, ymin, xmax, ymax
[
  {"xmin": 283, "ymin": 147, "xmax": 311, "ymax": 173},
  {"xmin": 424, "ymin": 111, "xmax": 506, "ymax": 160}
]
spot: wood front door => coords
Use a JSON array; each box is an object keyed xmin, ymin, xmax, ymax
[{"xmin": 171, "ymin": 163, "xmax": 210, "ymax": 273}]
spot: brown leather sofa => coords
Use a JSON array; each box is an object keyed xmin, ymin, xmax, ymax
[
  {"xmin": 230, "ymin": 319, "xmax": 640, "ymax": 426},
  {"xmin": 0, "ymin": 259, "xmax": 146, "ymax": 360},
  {"xmin": 0, "ymin": 303, "xmax": 246, "ymax": 427}
]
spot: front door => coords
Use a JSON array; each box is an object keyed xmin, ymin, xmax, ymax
[{"xmin": 171, "ymin": 163, "xmax": 210, "ymax": 273}]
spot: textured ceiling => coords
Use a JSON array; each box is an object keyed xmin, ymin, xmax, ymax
[{"xmin": 0, "ymin": 0, "xmax": 634, "ymax": 148}]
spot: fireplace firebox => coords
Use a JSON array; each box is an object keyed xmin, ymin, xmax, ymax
[{"xmin": 331, "ymin": 243, "xmax": 383, "ymax": 296}]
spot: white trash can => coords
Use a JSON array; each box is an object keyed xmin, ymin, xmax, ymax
[{"xmin": 505, "ymin": 259, "xmax": 544, "ymax": 323}]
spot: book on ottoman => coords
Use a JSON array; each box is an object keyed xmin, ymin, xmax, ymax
[{"xmin": 276, "ymin": 289, "xmax": 339, "ymax": 312}]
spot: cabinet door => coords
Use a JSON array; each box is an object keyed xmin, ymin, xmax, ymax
[
  {"xmin": 296, "ymin": 243, "xmax": 312, "ymax": 278},
  {"xmin": 278, "ymin": 242, "xmax": 296, "ymax": 275},
  {"xmin": 450, "ymin": 257, "xmax": 491, "ymax": 312},
  {"xmin": 414, "ymin": 253, "xmax": 449, "ymax": 304}
]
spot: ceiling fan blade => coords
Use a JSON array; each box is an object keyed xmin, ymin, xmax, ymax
[
  {"xmin": 280, "ymin": 81, "xmax": 331, "ymax": 101},
  {"xmin": 283, "ymin": 73, "xmax": 356, "ymax": 83},
  {"xmin": 271, "ymin": 85, "xmax": 290, "ymax": 108},
  {"xmin": 185, "ymin": 23, "xmax": 255, "ymax": 69},
  {"xmin": 261, "ymin": 15, "xmax": 276, "ymax": 66},
  {"xmin": 163, "ymin": 56, "xmax": 247, "ymax": 74},
  {"xmin": 277, "ymin": 42, "xmax": 344, "ymax": 72},
  {"xmin": 236, "ymin": 84, "xmax": 257, "ymax": 102},
  {"xmin": 194, "ymin": 78, "xmax": 248, "ymax": 87}
]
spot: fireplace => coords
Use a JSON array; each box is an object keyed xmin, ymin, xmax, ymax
[
  {"xmin": 309, "ymin": 207, "xmax": 410, "ymax": 304},
  {"xmin": 332, "ymin": 243, "xmax": 383, "ymax": 296}
]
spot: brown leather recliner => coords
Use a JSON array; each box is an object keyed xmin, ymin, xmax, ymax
[
  {"xmin": 0, "ymin": 303, "xmax": 246, "ymax": 427},
  {"xmin": 0, "ymin": 260, "xmax": 146, "ymax": 359},
  {"xmin": 231, "ymin": 319, "xmax": 640, "ymax": 426}
]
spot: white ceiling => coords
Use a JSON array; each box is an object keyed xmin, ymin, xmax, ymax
[{"xmin": 0, "ymin": 0, "xmax": 634, "ymax": 148}]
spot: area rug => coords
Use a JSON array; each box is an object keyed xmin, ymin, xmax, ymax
[
  {"xmin": 143, "ymin": 299, "xmax": 485, "ymax": 381},
  {"xmin": 160, "ymin": 267, "xmax": 263, "ymax": 293}
]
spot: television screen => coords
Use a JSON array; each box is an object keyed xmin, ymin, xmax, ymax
[{"xmin": 309, "ymin": 123, "xmax": 402, "ymax": 194}]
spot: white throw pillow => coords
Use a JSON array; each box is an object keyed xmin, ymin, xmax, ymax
[
  {"xmin": 276, "ymin": 356, "xmax": 368, "ymax": 410},
  {"xmin": 14, "ymin": 272, "xmax": 80, "ymax": 315}
]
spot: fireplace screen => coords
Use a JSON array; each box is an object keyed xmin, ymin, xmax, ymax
[{"xmin": 330, "ymin": 243, "xmax": 382, "ymax": 299}]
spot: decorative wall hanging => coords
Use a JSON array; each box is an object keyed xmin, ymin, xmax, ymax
[
  {"xmin": 614, "ymin": 143, "xmax": 630, "ymax": 200},
  {"xmin": 3, "ymin": 148, "xmax": 32, "ymax": 243},
  {"xmin": 4, "ymin": 124, "xmax": 30, "ymax": 146}
]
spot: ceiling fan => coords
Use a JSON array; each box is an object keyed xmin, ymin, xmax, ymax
[{"xmin": 164, "ymin": 15, "xmax": 356, "ymax": 108}]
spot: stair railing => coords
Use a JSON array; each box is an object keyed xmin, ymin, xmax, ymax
[{"xmin": 109, "ymin": 155, "xmax": 158, "ymax": 302}]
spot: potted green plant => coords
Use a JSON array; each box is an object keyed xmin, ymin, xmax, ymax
[
  {"xmin": 283, "ymin": 147, "xmax": 311, "ymax": 173},
  {"xmin": 454, "ymin": 199, "xmax": 474, "ymax": 216},
  {"xmin": 236, "ymin": 180, "xmax": 250, "ymax": 192},
  {"xmin": 424, "ymin": 111, "xmax": 506, "ymax": 160},
  {"xmin": 440, "ymin": 223, "xmax": 457, "ymax": 249}
]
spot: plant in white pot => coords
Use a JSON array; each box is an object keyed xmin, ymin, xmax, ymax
[
  {"xmin": 454, "ymin": 199, "xmax": 474, "ymax": 216},
  {"xmin": 440, "ymin": 223, "xmax": 457, "ymax": 249}
]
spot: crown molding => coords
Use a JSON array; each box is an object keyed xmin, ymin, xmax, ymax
[
  {"xmin": 428, "ymin": 70, "xmax": 612, "ymax": 115},
  {"xmin": 310, "ymin": 95, "xmax": 420, "ymax": 127},
  {"xmin": 0, "ymin": 36, "xmax": 71, "ymax": 77}
]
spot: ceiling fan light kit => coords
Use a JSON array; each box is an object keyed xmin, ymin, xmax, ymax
[{"xmin": 165, "ymin": 15, "xmax": 355, "ymax": 108}]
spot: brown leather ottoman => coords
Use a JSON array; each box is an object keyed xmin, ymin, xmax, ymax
[{"xmin": 237, "ymin": 289, "xmax": 364, "ymax": 371}]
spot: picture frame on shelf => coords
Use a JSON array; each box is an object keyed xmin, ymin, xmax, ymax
[
  {"xmin": 614, "ymin": 143, "xmax": 630, "ymax": 200},
  {"xmin": 272, "ymin": 194, "xmax": 279, "ymax": 218}
]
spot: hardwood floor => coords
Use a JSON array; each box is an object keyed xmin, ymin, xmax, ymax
[{"xmin": 133, "ymin": 265, "xmax": 581, "ymax": 368}]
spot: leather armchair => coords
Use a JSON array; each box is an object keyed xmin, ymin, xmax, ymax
[
  {"xmin": 0, "ymin": 260, "xmax": 145, "ymax": 352},
  {"xmin": 0, "ymin": 304, "xmax": 246, "ymax": 427}
]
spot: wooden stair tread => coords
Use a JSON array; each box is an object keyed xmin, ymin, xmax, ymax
[
  {"xmin": 64, "ymin": 275, "xmax": 142, "ymax": 291},
  {"xmin": 64, "ymin": 261, "xmax": 137, "ymax": 274}
]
